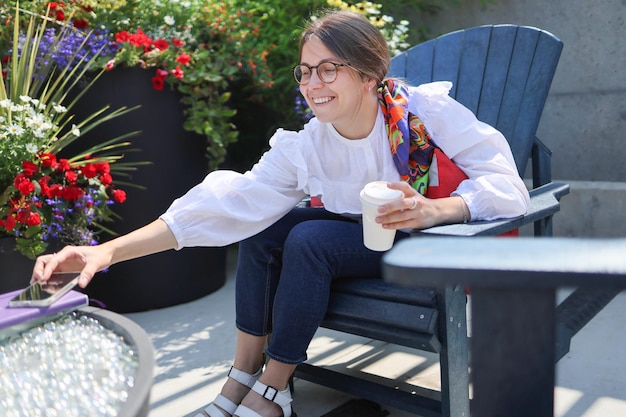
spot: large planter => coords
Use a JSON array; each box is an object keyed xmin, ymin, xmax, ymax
[
  {"xmin": 0, "ymin": 237, "xmax": 35, "ymax": 294},
  {"xmin": 67, "ymin": 67, "xmax": 226, "ymax": 313}
]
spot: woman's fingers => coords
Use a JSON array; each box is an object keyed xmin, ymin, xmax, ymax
[{"xmin": 32, "ymin": 246, "xmax": 91, "ymax": 285}]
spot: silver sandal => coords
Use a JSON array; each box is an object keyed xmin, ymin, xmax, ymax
[
  {"xmin": 233, "ymin": 380, "xmax": 296, "ymax": 417},
  {"xmin": 196, "ymin": 366, "xmax": 263, "ymax": 417}
]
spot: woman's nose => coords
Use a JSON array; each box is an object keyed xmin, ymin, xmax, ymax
[{"xmin": 307, "ymin": 70, "xmax": 324, "ymax": 88}]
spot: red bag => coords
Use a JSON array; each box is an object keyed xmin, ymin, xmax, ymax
[
  {"xmin": 426, "ymin": 148, "xmax": 518, "ymax": 237},
  {"xmin": 425, "ymin": 148, "xmax": 468, "ymax": 199}
]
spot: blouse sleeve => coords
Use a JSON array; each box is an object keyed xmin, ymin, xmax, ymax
[
  {"xmin": 408, "ymin": 82, "xmax": 531, "ymax": 220},
  {"xmin": 159, "ymin": 129, "xmax": 308, "ymax": 249}
]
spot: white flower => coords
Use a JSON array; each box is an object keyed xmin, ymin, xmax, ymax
[
  {"xmin": 25, "ymin": 143, "xmax": 38, "ymax": 153},
  {"xmin": 19, "ymin": 95, "xmax": 32, "ymax": 103},
  {"xmin": 164, "ymin": 15, "xmax": 175, "ymax": 26},
  {"xmin": 7, "ymin": 124, "xmax": 25, "ymax": 136},
  {"xmin": 32, "ymin": 128, "xmax": 47, "ymax": 139},
  {"xmin": 53, "ymin": 104, "xmax": 67, "ymax": 113},
  {"xmin": 0, "ymin": 99, "xmax": 11, "ymax": 108},
  {"xmin": 71, "ymin": 124, "xmax": 81, "ymax": 137}
]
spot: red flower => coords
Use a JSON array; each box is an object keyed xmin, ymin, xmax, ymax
[
  {"xmin": 96, "ymin": 162, "xmax": 110, "ymax": 174},
  {"xmin": 14, "ymin": 174, "xmax": 35, "ymax": 195},
  {"xmin": 61, "ymin": 186, "xmax": 83, "ymax": 201},
  {"xmin": 48, "ymin": 184, "xmax": 62, "ymax": 198},
  {"xmin": 21, "ymin": 161, "xmax": 39, "ymax": 178},
  {"xmin": 115, "ymin": 31, "xmax": 131, "ymax": 43},
  {"xmin": 46, "ymin": 2, "xmax": 60, "ymax": 10},
  {"xmin": 73, "ymin": 19, "xmax": 89, "ymax": 29},
  {"xmin": 1, "ymin": 215, "xmax": 16, "ymax": 231},
  {"xmin": 27, "ymin": 212, "xmax": 41, "ymax": 226},
  {"xmin": 127, "ymin": 29, "xmax": 152, "ymax": 49},
  {"xmin": 151, "ymin": 68, "xmax": 170, "ymax": 91},
  {"xmin": 58, "ymin": 159, "xmax": 71, "ymax": 172},
  {"xmin": 65, "ymin": 170, "xmax": 78, "ymax": 183},
  {"xmin": 16, "ymin": 209, "xmax": 31, "ymax": 225},
  {"xmin": 171, "ymin": 65, "xmax": 184, "ymax": 79},
  {"xmin": 55, "ymin": 10, "xmax": 65, "ymax": 21},
  {"xmin": 152, "ymin": 75, "xmax": 165, "ymax": 90},
  {"xmin": 100, "ymin": 173, "xmax": 113, "ymax": 186},
  {"xmin": 172, "ymin": 38, "xmax": 184, "ymax": 48},
  {"xmin": 81, "ymin": 163, "xmax": 98, "ymax": 179},
  {"xmin": 154, "ymin": 39, "xmax": 169, "ymax": 51},
  {"xmin": 39, "ymin": 153, "xmax": 57, "ymax": 168},
  {"xmin": 38, "ymin": 176, "xmax": 52, "ymax": 197},
  {"xmin": 176, "ymin": 52, "xmax": 191, "ymax": 66},
  {"xmin": 112, "ymin": 189, "xmax": 127, "ymax": 203}
]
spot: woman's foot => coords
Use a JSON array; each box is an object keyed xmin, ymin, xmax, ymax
[
  {"xmin": 234, "ymin": 381, "xmax": 295, "ymax": 417},
  {"xmin": 196, "ymin": 366, "xmax": 262, "ymax": 417}
]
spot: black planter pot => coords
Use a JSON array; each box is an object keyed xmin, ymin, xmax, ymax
[
  {"xmin": 0, "ymin": 237, "xmax": 35, "ymax": 294},
  {"xmin": 67, "ymin": 67, "xmax": 227, "ymax": 313}
]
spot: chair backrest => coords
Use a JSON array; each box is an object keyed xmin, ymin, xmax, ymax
[{"xmin": 388, "ymin": 24, "xmax": 563, "ymax": 176}]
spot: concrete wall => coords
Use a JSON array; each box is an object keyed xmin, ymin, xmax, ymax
[{"xmin": 403, "ymin": 0, "xmax": 626, "ymax": 237}]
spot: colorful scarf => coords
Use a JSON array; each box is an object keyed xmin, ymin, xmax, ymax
[{"xmin": 378, "ymin": 79, "xmax": 434, "ymax": 195}]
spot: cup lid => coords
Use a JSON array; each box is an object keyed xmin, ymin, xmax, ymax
[{"xmin": 360, "ymin": 181, "xmax": 403, "ymax": 203}]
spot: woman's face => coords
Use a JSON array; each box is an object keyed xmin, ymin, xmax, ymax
[{"xmin": 299, "ymin": 36, "xmax": 374, "ymax": 137}]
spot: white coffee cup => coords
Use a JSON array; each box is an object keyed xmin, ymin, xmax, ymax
[{"xmin": 359, "ymin": 181, "xmax": 403, "ymax": 251}]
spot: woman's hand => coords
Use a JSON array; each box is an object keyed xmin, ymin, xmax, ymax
[
  {"xmin": 31, "ymin": 245, "xmax": 114, "ymax": 288},
  {"xmin": 375, "ymin": 181, "xmax": 470, "ymax": 230}
]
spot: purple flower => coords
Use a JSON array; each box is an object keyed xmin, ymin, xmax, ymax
[{"xmin": 15, "ymin": 24, "xmax": 117, "ymax": 76}]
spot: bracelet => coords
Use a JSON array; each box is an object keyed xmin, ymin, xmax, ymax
[{"xmin": 459, "ymin": 197, "xmax": 469, "ymax": 224}]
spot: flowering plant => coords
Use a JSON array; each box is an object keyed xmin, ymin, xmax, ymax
[
  {"xmin": 0, "ymin": 5, "xmax": 141, "ymax": 259},
  {"xmin": 4, "ymin": 0, "xmax": 275, "ymax": 171},
  {"xmin": 100, "ymin": 0, "xmax": 275, "ymax": 170}
]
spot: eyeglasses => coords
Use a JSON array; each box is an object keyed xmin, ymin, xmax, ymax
[{"xmin": 293, "ymin": 62, "xmax": 353, "ymax": 85}]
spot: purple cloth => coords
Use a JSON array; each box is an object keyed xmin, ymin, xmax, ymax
[{"xmin": 0, "ymin": 289, "xmax": 88, "ymax": 330}]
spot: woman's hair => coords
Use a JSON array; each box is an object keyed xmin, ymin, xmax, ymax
[{"xmin": 299, "ymin": 10, "xmax": 391, "ymax": 85}]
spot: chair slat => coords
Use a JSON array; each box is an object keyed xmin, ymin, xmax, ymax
[
  {"xmin": 454, "ymin": 26, "xmax": 491, "ymax": 114},
  {"xmin": 476, "ymin": 25, "xmax": 518, "ymax": 128}
]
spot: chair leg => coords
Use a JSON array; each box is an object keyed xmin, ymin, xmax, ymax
[{"xmin": 438, "ymin": 285, "xmax": 470, "ymax": 417}]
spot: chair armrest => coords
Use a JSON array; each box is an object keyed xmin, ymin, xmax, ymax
[{"xmin": 413, "ymin": 182, "xmax": 570, "ymax": 237}]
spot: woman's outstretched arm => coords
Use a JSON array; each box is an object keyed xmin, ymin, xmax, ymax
[{"xmin": 31, "ymin": 219, "xmax": 178, "ymax": 288}]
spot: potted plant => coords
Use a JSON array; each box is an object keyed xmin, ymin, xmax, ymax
[
  {"xmin": 4, "ymin": 0, "xmax": 274, "ymax": 173},
  {"xmin": 1, "ymin": 0, "xmax": 277, "ymax": 311},
  {"xmin": 0, "ymin": 5, "xmax": 143, "ymax": 293}
]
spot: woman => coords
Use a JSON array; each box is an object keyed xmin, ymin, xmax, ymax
[{"xmin": 32, "ymin": 10, "xmax": 529, "ymax": 417}]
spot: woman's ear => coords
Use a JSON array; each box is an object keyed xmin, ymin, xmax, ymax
[{"xmin": 366, "ymin": 78, "xmax": 377, "ymax": 93}]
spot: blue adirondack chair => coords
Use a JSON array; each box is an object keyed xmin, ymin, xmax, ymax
[{"xmin": 294, "ymin": 24, "xmax": 570, "ymax": 416}]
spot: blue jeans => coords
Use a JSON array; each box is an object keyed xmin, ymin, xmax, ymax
[{"xmin": 235, "ymin": 207, "xmax": 409, "ymax": 365}]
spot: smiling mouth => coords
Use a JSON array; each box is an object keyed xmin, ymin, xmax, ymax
[{"xmin": 311, "ymin": 96, "xmax": 334, "ymax": 104}]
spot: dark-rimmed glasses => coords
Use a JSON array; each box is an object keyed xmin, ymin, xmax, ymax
[{"xmin": 293, "ymin": 62, "xmax": 353, "ymax": 85}]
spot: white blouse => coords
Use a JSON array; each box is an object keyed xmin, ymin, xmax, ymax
[{"xmin": 160, "ymin": 81, "xmax": 530, "ymax": 249}]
